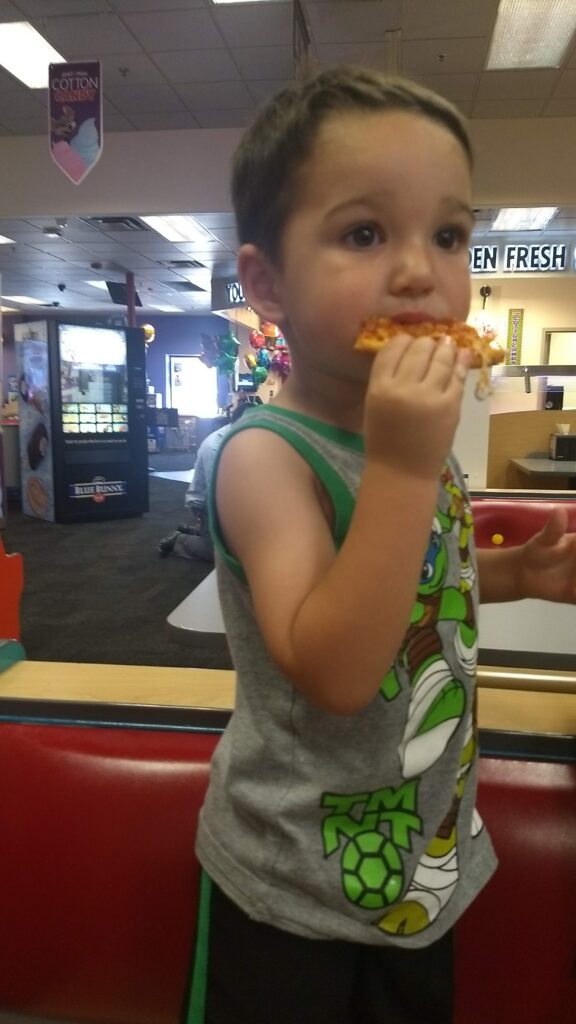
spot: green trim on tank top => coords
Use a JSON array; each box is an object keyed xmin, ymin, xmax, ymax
[
  {"xmin": 209, "ymin": 409, "xmax": 356, "ymax": 582},
  {"xmin": 256, "ymin": 404, "xmax": 364, "ymax": 453}
]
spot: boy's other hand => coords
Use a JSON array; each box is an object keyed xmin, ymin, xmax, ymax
[
  {"xmin": 364, "ymin": 332, "xmax": 470, "ymax": 480},
  {"xmin": 517, "ymin": 507, "xmax": 576, "ymax": 603}
]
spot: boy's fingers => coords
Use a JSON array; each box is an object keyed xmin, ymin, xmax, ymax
[{"xmin": 537, "ymin": 507, "xmax": 568, "ymax": 546}]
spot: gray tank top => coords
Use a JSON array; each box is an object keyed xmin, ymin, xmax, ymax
[{"xmin": 196, "ymin": 405, "xmax": 496, "ymax": 948}]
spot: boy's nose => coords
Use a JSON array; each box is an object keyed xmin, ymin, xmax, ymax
[{"xmin": 388, "ymin": 243, "xmax": 434, "ymax": 297}]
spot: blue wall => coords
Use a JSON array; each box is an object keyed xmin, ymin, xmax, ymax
[{"xmin": 136, "ymin": 313, "xmax": 227, "ymax": 399}]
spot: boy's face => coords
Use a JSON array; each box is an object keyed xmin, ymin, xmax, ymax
[{"xmin": 268, "ymin": 110, "xmax": 474, "ymax": 386}]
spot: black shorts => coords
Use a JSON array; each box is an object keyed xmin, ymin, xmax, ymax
[{"xmin": 185, "ymin": 874, "xmax": 453, "ymax": 1024}]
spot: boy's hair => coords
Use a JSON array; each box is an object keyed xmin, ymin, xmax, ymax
[{"xmin": 232, "ymin": 64, "xmax": 473, "ymax": 264}]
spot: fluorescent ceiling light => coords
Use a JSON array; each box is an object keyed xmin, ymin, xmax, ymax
[
  {"xmin": 139, "ymin": 215, "xmax": 212, "ymax": 244},
  {"xmin": 212, "ymin": 0, "xmax": 280, "ymax": 4},
  {"xmin": 0, "ymin": 305, "xmax": 18, "ymax": 312},
  {"xmin": 146, "ymin": 303, "xmax": 185, "ymax": 312},
  {"xmin": 487, "ymin": 0, "xmax": 576, "ymax": 69},
  {"xmin": 0, "ymin": 234, "xmax": 14, "ymax": 244},
  {"xmin": 0, "ymin": 22, "xmax": 65, "ymax": 88},
  {"xmin": 490, "ymin": 207, "xmax": 558, "ymax": 231},
  {"xmin": 86, "ymin": 280, "xmax": 110, "ymax": 290},
  {"xmin": 2, "ymin": 295, "xmax": 43, "ymax": 304}
]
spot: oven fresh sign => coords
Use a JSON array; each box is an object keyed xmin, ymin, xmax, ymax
[{"xmin": 469, "ymin": 243, "xmax": 569, "ymax": 274}]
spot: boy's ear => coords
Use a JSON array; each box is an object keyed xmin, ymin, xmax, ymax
[{"xmin": 237, "ymin": 244, "xmax": 285, "ymax": 325}]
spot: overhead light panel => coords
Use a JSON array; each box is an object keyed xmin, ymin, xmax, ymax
[
  {"xmin": 490, "ymin": 207, "xmax": 558, "ymax": 231},
  {"xmin": 212, "ymin": 0, "xmax": 280, "ymax": 4},
  {"xmin": 146, "ymin": 303, "xmax": 185, "ymax": 312},
  {"xmin": 0, "ymin": 22, "xmax": 65, "ymax": 88},
  {"xmin": 0, "ymin": 234, "xmax": 14, "ymax": 244},
  {"xmin": 2, "ymin": 295, "xmax": 43, "ymax": 304},
  {"xmin": 86, "ymin": 280, "xmax": 111, "ymax": 290},
  {"xmin": 487, "ymin": 0, "xmax": 576, "ymax": 69},
  {"xmin": 139, "ymin": 215, "xmax": 212, "ymax": 244},
  {"xmin": 0, "ymin": 305, "xmax": 18, "ymax": 312}
]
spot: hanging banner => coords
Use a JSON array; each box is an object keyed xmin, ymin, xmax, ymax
[
  {"xmin": 49, "ymin": 60, "xmax": 102, "ymax": 185},
  {"xmin": 506, "ymin": 308, "xmax": 524, "ymax": 365}
]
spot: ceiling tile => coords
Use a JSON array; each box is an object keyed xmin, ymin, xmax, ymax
[
  {"xmin": 0, "ymin": 0, "xmax": 30, "ymax": 19},
  {"xmin": 543, "ymin": 97, "xmax": 576, "ymax": 117},
  {"xmin": 231, "ymin": 45, "xmax": 293, "ymax": 81},
  {"xmin": 552, "ymin": 70, "xmax": 576, "ymax": 99},
  {"xmin": 0, "ymin": 90, "xmax": 46, "ymax": 118},
  {"xmin": 16, "ymin": 0, "xmax": 112, "ymax": 14},
  {"xmin": 478, "ymin": 70, "xmax": 559, "ymax": 101},
  {"xmin": 6, "ymin": 117, "xmax": 47, "ymax": 135},
  {"xmin": 403, "ymin": 37, "xmax": 490, "ymax": 76},
  {"xmin": 565, "ymin": 41, "xmax": 576, "ymax": 69},
  {"xmin": 193, "ymin": 213, "xmax": 236, "ymax": 229},
  {"xmin": 122, "ymin": 10, "xmax": 225, "ymax": 51},
  {"xmin": 85, "ymin": 51, "xmax": 168, "ymax": 87},
  {"xmin": 412, "ymin": 72, "xmax": 479, "ymax": 102},
  {"xmin": 0, "ymin": 67, "xmax": 27, "ymax": 92},
  {"xmin": 315, "ymin": 42, "xmax": 394, "ymax": 67},
  {"xmin": 472, "ymin": 98, "xmax": 545, "ymax": 118},
  {"xmin": 151, "ymin": 49, "xmax": 241, "ymax": 84},
  {"xmin": 112, "ymin": 0, "xmax": 205, "ymax": 11},
  {"xmin": 401, "ymin": 0, "xmax": 499, "ymax": 40},
  {"xmin": 127, "ymin": 109, "xmax": 199, "ymax": 129},
  {"xmin": 213, "ymin": 4, "xmax": 292, "ymax": 48},
  {"xmin": 104, "ymin": 112, "xmax": 137, "ymax": 130},
  {"xmin": 306, "ymin": 2, "xmax": 397, "ymax": 44},
  {"xmin": 41, "ymin": 13, "xmax": 142, "ymax": 56},
  {"xmin": 175, "ymin": 80, "xmax": 254, "ymax": 110},
  {"xmin": 246, "ymin": 79, "xmax": 292, "ymax": 105},
  {"xmin": 193, "ymin": 109, "xmax": 254, "ymax": 127},
  {"xmin": 103, "ymin": 83, "xmax": 187, "ymax": 113}
]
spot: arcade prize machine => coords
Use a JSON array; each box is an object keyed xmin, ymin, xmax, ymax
[{"xmin": 15, "ymin": 321, "xmax": 148, "ymax": 523}]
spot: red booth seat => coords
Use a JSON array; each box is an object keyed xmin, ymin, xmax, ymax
[
  {"xmin": 0, "ymin": 721, "xmax": 574, "ymax": 1024},
  {"xmin": 470, "ymin": 497, "xmax": 576, "ymax": 548}
]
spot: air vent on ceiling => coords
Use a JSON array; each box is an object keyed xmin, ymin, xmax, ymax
[
  {"xmin": 160, "ymin": 281, "xmax": 206, "ymax": 292},
  {"xmin": 82, "ymin": 216, "xmax": 150, "ymax": 232},
  {"xmin": 159, "ymin": 258, "xmax": 206, "ymax": 269}
]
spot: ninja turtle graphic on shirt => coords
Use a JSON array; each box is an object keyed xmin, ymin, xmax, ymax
[{"xmin": 321, "ymin": 467, "xmax": 486, "ymax": 936}]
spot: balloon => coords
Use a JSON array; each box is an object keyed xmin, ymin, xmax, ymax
[
  {"xmin": 249, "ymin": 330, "xmax": 265, "ymax": 350},
  {"xmin": 201, "ymin": 331, "xmax": 239, "ymax": 375},
  {"xmin": 142, "ymin": 323, "xmax": 155, "ymax": 346},
  {"xmin": 244, "ymin": 352, "xmax": 257, "ymax": 370},
  {"xmin": 252, "ymin": 366, "xmax": 268, "ymax": 387},
  {"xmin": 270, "ymin": 348, "xmax": 291, "ymax": 381},
  {"xmin": 256, "ymin": 348, "xmax": 270, "ymax": 368}
]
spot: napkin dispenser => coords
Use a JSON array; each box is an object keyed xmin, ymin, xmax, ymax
[{"xmin": 549, "ymin": 433, "xmax": 576, "ymax": 460}]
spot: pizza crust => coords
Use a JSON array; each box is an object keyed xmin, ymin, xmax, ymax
[{"xmin": 354, "ymin": 316, "xmax": 505, "ymax": 370}]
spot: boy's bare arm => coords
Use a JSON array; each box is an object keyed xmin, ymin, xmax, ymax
[
  {"xmin": 217, "ymin": 428, "xmax": 439, "ymax": 714},
  {"xmin": 216, "ymin": 337, "xmax": 467, "ymax": 714}
]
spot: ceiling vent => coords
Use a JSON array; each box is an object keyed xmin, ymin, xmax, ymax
[
  {"xmin": 82, "ymin": 216, "xmax": 150, "ymax": 232},
  {"xmin": 159, "ymin": 258, "xmax": 206, "ymax": 269},
  {"xmin": 160, "ymin": 281, "xmax": 206, "ymax": 292}
]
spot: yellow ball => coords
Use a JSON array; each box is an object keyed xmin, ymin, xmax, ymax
[{"xmin": 491, "ymin": 533, "xmax": 504, "ymax": 546}]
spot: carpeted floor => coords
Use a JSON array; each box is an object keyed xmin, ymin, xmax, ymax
[{"xmin": 2, "ymin": 471, "xmax": 232, "ymax": 669}]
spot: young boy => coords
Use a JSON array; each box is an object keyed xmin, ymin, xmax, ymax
[{"xmin": 188, "ymin": 66, "xmax": 576, "ymax": 1024}]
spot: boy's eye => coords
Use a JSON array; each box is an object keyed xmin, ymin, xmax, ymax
[
  {"xmin": 344, "ymin": 224, "xmax": 382, "ymax": 248},
  {"xmin": 435, "ymin": 225, "xmax": 468, "ymax": 250}
]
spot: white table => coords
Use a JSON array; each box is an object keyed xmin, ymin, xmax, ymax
[{"xmin": 167, "ymin": 570, "xmax": 576, "ymax": 663}]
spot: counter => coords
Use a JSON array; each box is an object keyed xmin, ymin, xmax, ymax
[{"xmin": 1, "ymin": 661, "xmax": 575, "ymax": 763}]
